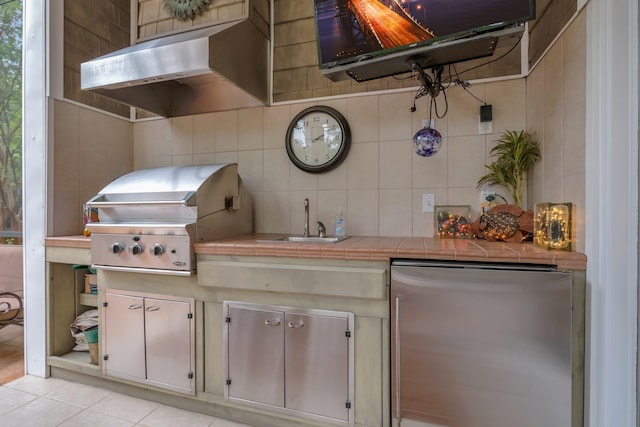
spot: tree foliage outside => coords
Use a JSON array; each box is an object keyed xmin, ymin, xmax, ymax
[{"xmin": 0, "ymin": 0, "xmax": 22, "ymax": 244}]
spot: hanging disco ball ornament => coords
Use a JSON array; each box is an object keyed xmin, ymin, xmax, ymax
[{"xmin": 413, "ymin": 126, "xmax": 442, "ymax": 157}]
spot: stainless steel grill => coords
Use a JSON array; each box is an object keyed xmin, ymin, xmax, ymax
[{"xmin": 85, "ymin": 164, "xmax": 252, "ymax": 275}]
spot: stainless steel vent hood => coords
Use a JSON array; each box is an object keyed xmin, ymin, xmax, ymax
[{"xmin": 80, "ymin": 20, "xmax": 269, "ymax": 117}]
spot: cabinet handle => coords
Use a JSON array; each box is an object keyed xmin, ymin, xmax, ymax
[
  {"xmin": 145, "ymin": 305, "xmax": 160, "ymax": 312},
  {"xmin": 128, "ymin": 304, "xmax": 143, "ymax": 310},
  {"xmin": 287, "ymin": 320, "xmax": 304, "ymax": 328},
  {"xmin": 264, "ymin": 319, "xmax": 280, "ymax": 326}
]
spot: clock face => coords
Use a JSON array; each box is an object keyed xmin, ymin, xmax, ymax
[{"xmin": 286, "ymin": 106, "xmax": 351, "ymax": 173}]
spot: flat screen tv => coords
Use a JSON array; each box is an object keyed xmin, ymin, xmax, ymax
[{"xmin": 313, "ymin": 0, "xmax": 536, "ymax": 82}]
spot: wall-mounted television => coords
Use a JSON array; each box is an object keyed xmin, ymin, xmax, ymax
[{"xmin": 314, "ymin": 0, "xmax": 536, "ymax": 82}]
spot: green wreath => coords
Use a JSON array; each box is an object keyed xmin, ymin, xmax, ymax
[{"xmin": 162, "ymin": 0, "xmax": 210, "ymax": 21}]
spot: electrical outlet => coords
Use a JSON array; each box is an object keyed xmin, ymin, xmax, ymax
[
  {"xmin": 480, "ymin": 189, "xmax": 497, "ymax": 212},
  {"xmin": 422, "ymin": 193, "xmax": 435, "ymax": 213},
  {"xmin": 478, "ymin": 118, "xmax": 492, "ymax": 134},
  {"xmin": 422, "ymin": 118, "xmax": 435, "ymax": 129}
]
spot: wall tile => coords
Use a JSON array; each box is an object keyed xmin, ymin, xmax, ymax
[
  {"xmin": 317, "ymin": 161, "xmax": 347, "ymax": 190},
  {"xmin": 447, "ymin": 135, "xmax": 487, "ymax": 188},
  {"xmin": 543, "ymin": 107, "xmax": 563, "ymax": 189},
  {"xmin": 54, "ymin": 103, "xmax": 81, "ymax": 192},
  {"xmin": 151, "ymin": 156, "xmax": 172, "ymax": 168},
  {"xmin": 347, "ymin": 143, "xmax": 379, "ymax": 190},
  {"xmin": 347, "ymin": 96, "xmax": 379, "ymax": 143},
  {"xmin": 263, "ymin": 105, "xmax": 290, "ymax": 149},
  {"xmin": 171, "ymin": 116, "xmax": 193, "ymax": 155},
  {"xmin": 238, "ymin": 108, "xmax": 265, "ymax": 151},
  {"xmin": 562, "ymin": 99, "xmax": 586, "ymax": 176},
  {"xmin": 238, "ymin": 150, "xmax": 264, "ymax": 193},
  {"xmin": 413, "ymin": 142, "xmax": 448, "ymax": 189},
  {"xmin": 347, "ymin": 189, "xmax": 378, "ymax": 236},
  {"xmin": 193, "ymin": 113, "xmax": 215, "ymax": 154},
  {"xmin": 378, "ymin": 92, "xmax": 413, "ymax": 142},
  {"xmin": 562, "ymin": 11, "xmax": 586, "ymax": 108},
  {"xmin": 213, "ymin": 151, "xmax": 238, "ymax": 164},
  {"xmin": 379, "ymin": 189, "xmax": 412, "ymax": 237},
  {"xmin": 379, "ymin": 141, "xmax": 412, "ymax": 189},
  {"xmin": 526, "ymin": 63, "xmax": 545, "ymax": 137},
  {"xmin": 263, "ymin": 148, "xmax": 290, "ymax": 191},
  {"xmin": 193, "ymin": 153, "xmax": 215, "ymax": 165},
  {"xmin": 172, "ymin": 155, "xmax": 194, "ymax": 166},
  {"xmin": 213, "ymin": 111, "xmax": 239, "ymax": 152},
  {"xmin": 263, "ymin": 191, "xmax": 290, "ymax": 234},
  {"xmin": 447, "ymin": 84, "xmax": 486, "ymax": 137},
  {"xmin": 543, "ymin": 42, "xmax": 563, "ymax": 114},
  {"xmin": 290, "ymin": 164, "xmax": 318, "ymax": 191},
  {"xmin": 252, "ymin": 192, "xmax": 265, "ymax": 233},
  {"xmin": 53, "ymin": 100, "xmax": 134, "ymax": 235},
  {"xmin": 486, "ymin": 79, "xmax": 527, "ymax": 132}
]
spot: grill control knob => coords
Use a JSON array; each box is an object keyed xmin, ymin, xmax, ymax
[
  {"xmin": 152, "ymin": 244, "xmax": 165, "ymax": 256},
  {"xmin": 130, "ymin": 243, "xmax": 144, "ymax": 255},
  {"xmin": 110, "ymin": 243, "xmax": 124, "ymax": 254}
]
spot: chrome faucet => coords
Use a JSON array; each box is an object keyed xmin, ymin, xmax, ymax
[
  {"xmin": 317, "ymin": 221, "xmax": 326, "ymax": 238},
  {"xmin": 303, "ymin": 198, "xmax": 310, "ymax": 237}
]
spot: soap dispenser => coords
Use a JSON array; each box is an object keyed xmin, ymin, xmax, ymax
[{"xmin": 335, "ymin": 207, "xmax": 345, "ymax": 236}]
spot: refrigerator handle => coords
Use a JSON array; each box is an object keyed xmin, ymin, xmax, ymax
[{"xmin": 395, "ymin": 296, "xmax": 401, "ymax": 423}]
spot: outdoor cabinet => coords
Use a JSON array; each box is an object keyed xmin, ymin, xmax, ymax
[
  {"xmin": 102, "ymin": 290, "xmax": 195, "ymax": 395},
  {"xmin": 225, "ymin": 302, "xmax": 355, "ymax": 425}
]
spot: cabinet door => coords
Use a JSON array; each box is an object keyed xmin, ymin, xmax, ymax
[
  {"xmin": 103, "ymin": 292, "xmax": 146, "ymax": 380},
  {"xmin": 285, "ymin": 313, "xmax": 349, "ymax": 421},
  {"xmin": 144, "ymin": 297, "xmax": 193, "ymax": 391},
  {"xmin": 227, "ymin": 306, "xmax": 285, "ymax": 407}
]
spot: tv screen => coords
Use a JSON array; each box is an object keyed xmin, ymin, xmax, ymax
[{"xmin": 314, "ymin": 0, "xmax": 535, "ymax": 80}]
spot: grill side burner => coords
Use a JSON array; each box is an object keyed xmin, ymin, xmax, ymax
[{"xmin": 86, "ymin": 164, "xmax": 252, "ymax": 275}]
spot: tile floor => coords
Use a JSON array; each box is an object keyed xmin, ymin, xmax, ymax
[
  {"xmin": 0, "ymin": 326, "xmax": 254, "ymax": 427},
  {"xmin": 0, "ymin": 376, "xmax": 254, "ymax": 426}
]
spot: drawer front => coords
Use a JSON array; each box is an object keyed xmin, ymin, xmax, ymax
[{"xmin": 199, "ymin": 259, "xmax": 388, "ymax": 300}]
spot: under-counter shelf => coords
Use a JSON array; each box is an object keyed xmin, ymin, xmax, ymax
[
  {"xmin": 48, "ymin": 352, "xmax": 101, "ymax": 375},
  {"xmin": 79, "ymin": 293, "xmax": 98, "ymax": 307}
]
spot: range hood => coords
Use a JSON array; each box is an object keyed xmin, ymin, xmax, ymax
[{"xmin": 80, "ymin": 19, "xmax": 269, "ymax": 117}]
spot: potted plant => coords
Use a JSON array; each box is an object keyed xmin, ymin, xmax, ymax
[{"xmin": 477, "ymin": 130, "xmax": 541, "ymax": 208}]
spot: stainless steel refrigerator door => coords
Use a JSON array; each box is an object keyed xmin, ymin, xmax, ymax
[{"xmin": 391, "ymin": 262, "xmax": 572, "ymax": 427}]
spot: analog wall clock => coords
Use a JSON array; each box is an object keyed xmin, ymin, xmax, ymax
[{"xmin": 285, "ymin": 106, "xmax": 351, "ymax": 173}]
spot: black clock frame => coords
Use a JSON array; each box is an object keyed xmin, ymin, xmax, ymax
[{"xmin": 285, "ymin": 106, "xmax": 351, "ymax": 174}]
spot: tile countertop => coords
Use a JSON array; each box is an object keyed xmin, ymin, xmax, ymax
[{"xmin": 44, "ymin": 234, "xmax": 587, "ymax": 271}]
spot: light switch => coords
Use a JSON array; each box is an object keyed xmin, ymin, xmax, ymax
[{"xmin": 422, "ymin": 193, "xmax": 435, "ymax": 213}]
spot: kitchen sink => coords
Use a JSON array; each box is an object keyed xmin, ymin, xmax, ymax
[{"xmin": 259, "ymin": 236, "xmax": 350, "ymax": 243}]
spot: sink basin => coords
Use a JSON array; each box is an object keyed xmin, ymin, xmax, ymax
[{"xmin": 259, "ymin": 236, "xmax": 350, "ymax": 243}]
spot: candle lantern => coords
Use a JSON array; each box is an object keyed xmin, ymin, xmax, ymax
[
  {"xmin": 533, "ymin": 202, "xmax": 573, "ymax": 250},
  {"xmin": 435, "ymin": 205, "xmax": 472, "ymax": 238}
]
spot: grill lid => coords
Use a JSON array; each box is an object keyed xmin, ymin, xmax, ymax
[{"xmin": 87, "ymin": 164, "xmax": 241, "ymax": 223}]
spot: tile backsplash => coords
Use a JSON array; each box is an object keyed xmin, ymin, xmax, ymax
[{"xmin": 132, "ymin": 79, "xmax": 529, "ymax": 238}]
